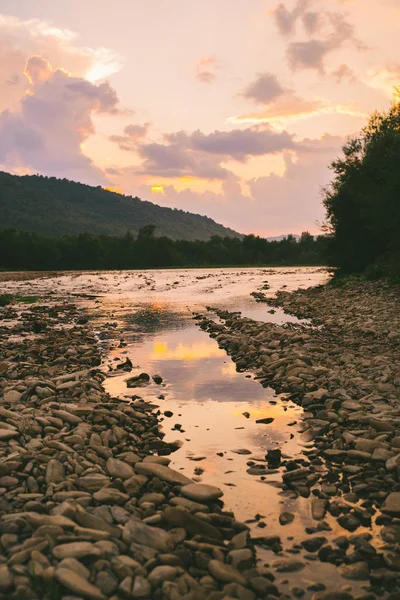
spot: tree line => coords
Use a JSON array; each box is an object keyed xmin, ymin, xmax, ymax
[
  {"xmin": 0, "ymin": 227, "xmax": 327, "ymax": 271},
  {"xmin": 323, "ymin": 91, "xmax": 400, "ymax": 279}
]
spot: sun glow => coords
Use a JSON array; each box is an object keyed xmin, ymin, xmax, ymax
[
  {"xmin": 151, "ymin": 185, "xmax": 165, "ymax": 194},
  {"xmin": 104, "ymin": 186, "xmax": 123, "ymax": 194}
]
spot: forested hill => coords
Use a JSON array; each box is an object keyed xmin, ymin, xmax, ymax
[{"xmin": 0, "ymin": 171, "xmax": 240, "ymax": 241}]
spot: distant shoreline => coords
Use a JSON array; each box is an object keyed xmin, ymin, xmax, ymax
[{"xmin": 0, "ymin": 264, "xmax": 328, "ymax": 282}]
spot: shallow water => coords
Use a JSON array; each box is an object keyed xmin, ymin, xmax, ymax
[{"xmin": 5, "ymin": 267, "xmax": 375, "ymax": 594}]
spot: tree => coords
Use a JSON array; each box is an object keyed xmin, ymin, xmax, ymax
[{"xmin": 322, "ymin": 91, "xmax": 400, "ymax": 276}]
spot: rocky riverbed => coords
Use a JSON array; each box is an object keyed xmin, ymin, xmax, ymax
[
  {"xmin": 198, "ymin": 277, "xmax": 400, "ymax": 597},
  {"xmin": 1, "ymin": 274, "xmax": 400, "ymax": 600},
  {"xmin": 0, "ymin": 297, "xmax": 283, "ymax": 600}
]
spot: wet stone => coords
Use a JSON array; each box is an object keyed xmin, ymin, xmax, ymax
[{"xmin": 181, "ymin": 483, "xmax": 223, "ymax": 503}]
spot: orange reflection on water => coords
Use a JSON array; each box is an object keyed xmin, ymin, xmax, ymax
[{"xmin": 151, "ymin": 340, "xmax": 223, "ymax": 361}]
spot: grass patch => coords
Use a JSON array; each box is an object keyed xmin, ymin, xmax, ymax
[
  {"xmin": 0, "ymin": 294, "xmax": 39, "ymax": 307},
  {"xmin": 0, "ymin": 294, "xmax": 13, "ymax": 307}
]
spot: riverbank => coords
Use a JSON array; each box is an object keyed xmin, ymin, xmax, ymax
[
  {"xmin": 199, "ymin": 277, "xmax": 400, "ymax": 594},
  {"xmin": 0, "ymin": 297, "xmax": 280, "ymax": 600}
]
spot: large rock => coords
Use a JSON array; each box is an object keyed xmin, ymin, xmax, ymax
[
  {"xmin": 135, "ymin": 462, "xmax": 192, "ymax": 486},
  {"xmin": 180, "ymin": 483, "xmax": 223, "ymax": 503},
  {"xmin": 122, "ymin": 519, "xmax": 174, "ymax": 552}
]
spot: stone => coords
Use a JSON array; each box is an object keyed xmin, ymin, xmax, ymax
[
  {"xmin": 0, "ymin": 565, "xmax": 13, "ymax": 592},
  {"xmin": 23, "ymin": 513, "xmax": 77, "ymax": 529},
  {"xmin": 45, "ymin": 459, "xmax": 65, "ymax": 484},
  {"xmin": 138, "ymin": 492, "xmax": 165, "ymax": 506},
  {"xmin": 132, "ymin": 575, "xmax": 151, "ymax": 598},
  {"xmin": 181, "ymin": 483, "xmax": 223, "ymax": 503},
  {"xmin": 311, "ymin": 498, "xmax": 327, "ymax": 521},
  {"xmin": 386, "ymin": 454, "xmax": 400, "ymax": 472},
  {"xmin": 170, "ymin": 496, "xmax": 209, "ymax": 513},
  {"xmin": 0, "ymin": 429, "xmax": 19, "ymax": 441},
  {"xmin": 3, "ymin": 390, "xmax": 22, "ymax": 404},
  {"xmin": 75, "ymin": 506, "xmax": 121, "ymax": 538},
  {"xmin": 162, "ymin": 506, "xmax": 222, "ymax": 541},
  {"xmin": 301, "ymin": 537, "xmax": 327, "ymax": 552},
  {"xmin": 53, "ymin": 542, "xmax": 101, "ymax": 560},
  {"xmin": 279, "ymin": 512, "xmax": 295, "ymax": 526},
  {"xmin": 135, "ymin": 462, "xmax": 192, "ymax": 486},
  {"xmin": 227, "ymin": 549, "xmax": 253, "ymax": 570},
  {"xmin": 148, "ymin": 566, "xmax": 178, "ymax": 587},
  {"xmin": 208, "ymin": 559, "xmax": 246, "ymax": 586},
  {"xmin": 55, "ymin": 567, "xmax": 106, "ymax": 600},
  {"xmin": 272, "ymin": 559, "xmax": 305, "ymax": 573},
  {"xmin": 339, "ymin": 561, "xmax": 369, "ymax": 580},
  {"xmin": 77, "ymin": 473, "xmax": 110, "ymax": 492},
  {"xmin": 122, "ymin": 518, "xmax": 175, "ymax": 552},
  {"xmin": 382, "ymin": 493, "xmax": 400, "ymax": 516},
  {"xmin": 58, "ymin": 558, "xmax": 90, "ymax": 580},
  {"xmin": 93, "ymin": 488, "xmax": 129, "ymax": 505},
  {"xmin": 95, "ymin": 571, "xmax": 118, "ymax": 596},
  {"xmin": 106, "ymin": 458, "xmax": 135, "ymax": 480}
]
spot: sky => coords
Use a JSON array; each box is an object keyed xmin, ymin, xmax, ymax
[{"xmin": 0, "ymin": 0, "xmax": 398, "ymax": 236}]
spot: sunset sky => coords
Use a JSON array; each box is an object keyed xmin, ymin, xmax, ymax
[{"xmin": 0, "ymin": 0, "xmax": 398, "ymax": 236}]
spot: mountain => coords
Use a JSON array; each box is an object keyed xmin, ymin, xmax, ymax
[{"xmin": 0, "ymin": 171, "xmax": 240, "ymax": 241}]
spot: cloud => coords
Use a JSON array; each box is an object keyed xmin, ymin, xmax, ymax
[
  {"xmin": 286, "ymin": 13, "xmax": 362, "ymax": 72},
  {"xmin": 129, "ymin": 134, "xmax": 346, "ymax": 236},
  {"xmin": 272, "ymin": 0, "xmax": 312, "ymax": 36},
  {"xmin": 109, "ymin": 122, "xmax": 151, "ymax": 151},
  {"xmin": 0, "ymin": 14, "xmax": 122, "ymax": 113},
  {"xmin": 137, "ymin": 126, "xmax": 296, "ymax": 179},
  {"xmin": 272, "ymin": 2, "xmax": 366, "ymax": 73},
  {"xmin": 232, "ymin": 95, "xmax": 325, "ymax": 124},
  {"xmin": 331, "ymin": 63, "xmax": 356, "ymax": 83},
  {"xmin": 195, "ymin": 56, "xmax": 219, "ymax": 83},
  {"xmin": 237, "ymin": 69, "xmax": 364, "ymax": 125},
  {"xmin": 242, "ymin": 72, "xmax": 287, "ymax": 104},
  {"xmin": 365, "ymin": 63, "xmax": 400, "ymax": 96},
  {"xmin": 0, "ymin": 55, "xmax": 120, "ymax": 184}
]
